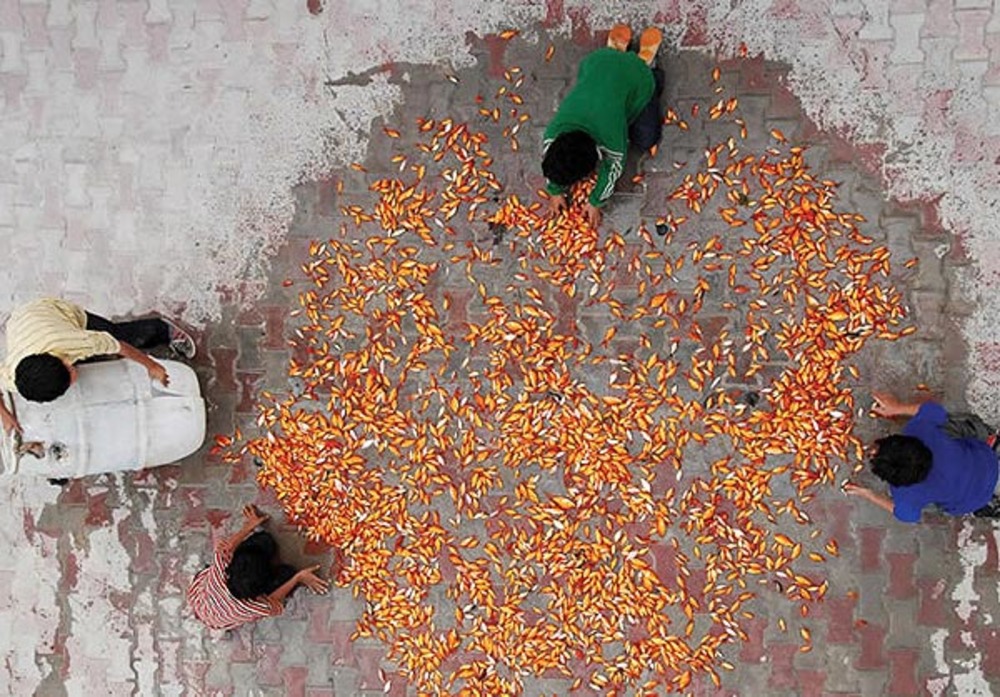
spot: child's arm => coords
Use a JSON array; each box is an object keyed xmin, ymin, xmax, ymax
[
  {"xmin": 221, "ymin": 504, "xmax": 269, "ymax": 551},
  {"xmin": 267, "ymin": 564, "xmax": 330, "ymax": 604},
  {"xmin": 871, "ymin": 391, "xmax": 922, "ymax": 418},
  {"xmin": 843, "ymin": 482, "xmax": 895, "ymax": 514}
]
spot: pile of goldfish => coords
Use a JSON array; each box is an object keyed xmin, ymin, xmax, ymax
[{"xmin": 219, "ymin": 40, "xmax": 912, "ymax": 695}]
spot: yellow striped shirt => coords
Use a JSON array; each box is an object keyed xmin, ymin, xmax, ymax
[{"xmin": 1, "ymin": 298, "xmax": 121, "ymax": 390}]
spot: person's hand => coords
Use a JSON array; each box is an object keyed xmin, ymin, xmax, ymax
[
  {"xmin": 842, "ymin": 481, "xmax": 869, "ymax": 497},
  {"xmin": 871, "ymin": 391, "xmax": 902, "ymax": 418},
  {"xmin": 1, "ymin": 410, "xmax": 22, "ymax": 437},
  {"xmin": 583, "ymin": 202, "xmax": 603, "ymax": 229},
  {"xmin": 296, "ymin": 564, "xmax": 330, "ymax": 594},
  {"xmin": 242, "ymin": 504, "xmax": 269, "ymax": 528},
  {"xmin": 546, "ymin": 194, "xmax": 567, "ymax": 218},
  {"xmin": 147, "ymin": 361, "xmax": 169, "ymax": 387}
]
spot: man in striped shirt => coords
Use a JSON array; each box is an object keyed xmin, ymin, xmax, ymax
[
  {"xmin": 188, "ymin": 504, "xmax": 329, "ymax": 631},
  {"xmin": 0, "ymin": 298, "xmax": 195, "ymax": 434}
]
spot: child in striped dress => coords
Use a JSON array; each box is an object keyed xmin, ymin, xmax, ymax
[
  {"xmin": 542, "ymin": 25, "xmax": 665, "ymax": 229},
  {"xmin": 187, "ymin": 504, "xmax": 329, "ymax": 631}
]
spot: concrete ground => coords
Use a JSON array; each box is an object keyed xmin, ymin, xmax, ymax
[{"xmin": 2, "ymin": 2, "xmax": 1000, "ymax": 696}]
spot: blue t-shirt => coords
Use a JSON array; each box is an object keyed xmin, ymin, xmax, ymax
[{"xmin": 890, "ymin": 402, "xmax": 999, "ymax": 523}]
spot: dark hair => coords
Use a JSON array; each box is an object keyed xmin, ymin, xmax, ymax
[
  {"xmin": 226, "ymin": 532, "xmax": 279, "ymax": 599},
  {"xmin": 15, "ymin": 354, "xmax": 72, "ymax": 403},
  {"xmin": 870, "ymin": 435, "xmax": 932, "ymax": 486},
  {"xmin": 542, "ymin": 131, "xmax": 599, "ymax": 187},
  {"xmin": 226, "ymin": 547, "xmax": 273, "ymax": 599}
]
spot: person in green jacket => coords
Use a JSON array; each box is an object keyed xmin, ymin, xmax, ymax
[{"xmin": 543, "ymin": 25, "xmax": 664, "ymax": 229}]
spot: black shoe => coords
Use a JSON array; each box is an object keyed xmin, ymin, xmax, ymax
[
  {"xmin": 973, "ymin": 495, "xmax": 1000, "ymax": 518},
  {"xmin": 47, "ymin": 478, "xmax": 70, "ymax": 486}
]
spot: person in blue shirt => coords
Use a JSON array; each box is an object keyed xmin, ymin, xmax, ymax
[{"xmin": 845, "ymin": 391, "xmax": 1000, "ymax": 523}]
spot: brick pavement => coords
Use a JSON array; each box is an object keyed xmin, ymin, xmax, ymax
[
  {"xmin": 138, "ymin": 28, "xmax": 1000, "ymax": 697},
  {"xmin": 2, "ymin": 2, "xmax": 1000, "ymax": 697}
]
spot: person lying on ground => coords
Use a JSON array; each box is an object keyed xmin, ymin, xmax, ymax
[
  {"xmin": 844, "ymin": 391, "xmax": 1000, "ymax": 523},
  {"xmin": 187, "ymin": 504, "xmax": 330, "ymax": 632},
  {"xmin": 541, "ymin": 24, "xmax": 666, "ymax": 229},
  {"xmin": 0, "ymin": 297, "xmax": 196, "ymax": 434}
]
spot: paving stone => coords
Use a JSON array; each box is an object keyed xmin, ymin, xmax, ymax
[
  {"xmin": 823, "ymin": 643, "xmax": 861, "ymax": 692},
  {"xmin": 882, "ymin": 215, "xmax": 919, "ymax": 261},
  {"xmin": 890, "ymin": 12, "xmax": 927, "ymax": 64}
]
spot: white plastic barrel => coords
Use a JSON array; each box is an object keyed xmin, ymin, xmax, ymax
[{"xmin": 0, "ymin": 359, "xmax": 206, "ymax": 478}]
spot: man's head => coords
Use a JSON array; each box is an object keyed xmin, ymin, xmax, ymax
[
  {"xmin": 542, "ymin": 131, "xmax": 599, "ymax": 188},
  {"xmin": 14, "ymin": 354, "xmax": 77, "ymax": 403},
  {"xmin": 870, "ymin": 434, "xmax": 932, "ymax": 486}
]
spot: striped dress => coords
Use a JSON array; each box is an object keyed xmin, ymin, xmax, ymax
[{"xmin": 187, "ymin": 543, "xmax": 283, "ymax": 630}]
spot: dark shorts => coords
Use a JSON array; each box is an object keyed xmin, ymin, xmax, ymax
[{"xmin": 628, "ymin": 66, "xmax": 665, "ymax": 151}]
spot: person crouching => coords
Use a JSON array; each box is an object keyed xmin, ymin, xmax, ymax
[{"xmin": 187, "ymin": 504, "xmax": 329, "ymax": 631}]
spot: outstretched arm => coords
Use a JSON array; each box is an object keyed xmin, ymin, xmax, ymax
[
  {"xmin": 118, "ymin": 341, "xmax": 169, "ymax": 387},
  {"xmin": 267, "ymin": 564, "xmax": 330, "ymax": 604},
  {"xmin": 871, "ymin": 391, "xmax": 921, "ymax": 419},
  {"xmin": 221, "ymin": 504, "xmax": 269, "ymax": 552},
  {"xmin": 843, "ymin": 482, "xmax": 895, "ymax": 514}
]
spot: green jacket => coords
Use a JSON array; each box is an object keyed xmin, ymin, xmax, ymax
[{"xmin": 543, "ymin": 48, "xmax": 655, "ymax": 207}]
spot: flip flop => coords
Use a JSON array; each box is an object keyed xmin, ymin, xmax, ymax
[
  {"xmin": 607, "ymin": 24, "xmax": 632, "ymax": 52},
  {"xmin": 638, "ymin": 27, "xmax": 663, "ymax": 66}
]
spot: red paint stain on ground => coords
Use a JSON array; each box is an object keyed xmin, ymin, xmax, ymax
[
  {"xmin": 856, "ymin": 142, "xmax": 889, "ymax": 174},
  {"xmin": 567, "ymin": 6, "xmax": 594, "ymax": 46},
  {"xmin": 654, "ymin": 0, "xmax": 682, "ymax": 24},
  {"xmin": 306, "ymin": 0, "xmax": 323, "ymax": 15},
  {"xmin": 482, "ymin": 35, "xmax": 509, "ymax": 79},
  {"xmin": 801, "ymin": 118, "xmax": 886, "ymax": 181},
  {"xmin": 769, "ymin": 0, "xmax": 802, "ymax": 19},
  {"xmin": 681, "ymin": 6, "xmax": 709, "ymax": 46},
  {"xmin": 542, "ymin": 0, "xmax": 564, "ymax": 28},
  {"xmin": 894, "ymin": 194, "xmax": 948, "ymax": 237},
  {"xmin": 22, "ymin": 510, "xmax": 36, "ymax": 544},
  {"xmin": 57, "ymin": 478, "xmax": 88, "ymax": 505},
  {"xmin": 205, "ymin": 508, "xmax": 231, "ymax": 528},
  {"xmin": 85, "ymin": 491, "xmax": 112, "ymax": 526},
  {"xmin": 63, "ymin": 552, "xmax": 79, "ymax": 591},
  {"xmin": 180, "ymin": 488, "xmax": 206, "ymax": 526}
]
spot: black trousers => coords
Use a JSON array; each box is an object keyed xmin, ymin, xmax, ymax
[
  {"xmin": 84, "ymin": 312, "xmax": 170, "ymax": 350},
  {"xmin": 628, "ymin": 66, "xmax": 665, "ymax": 151}
]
